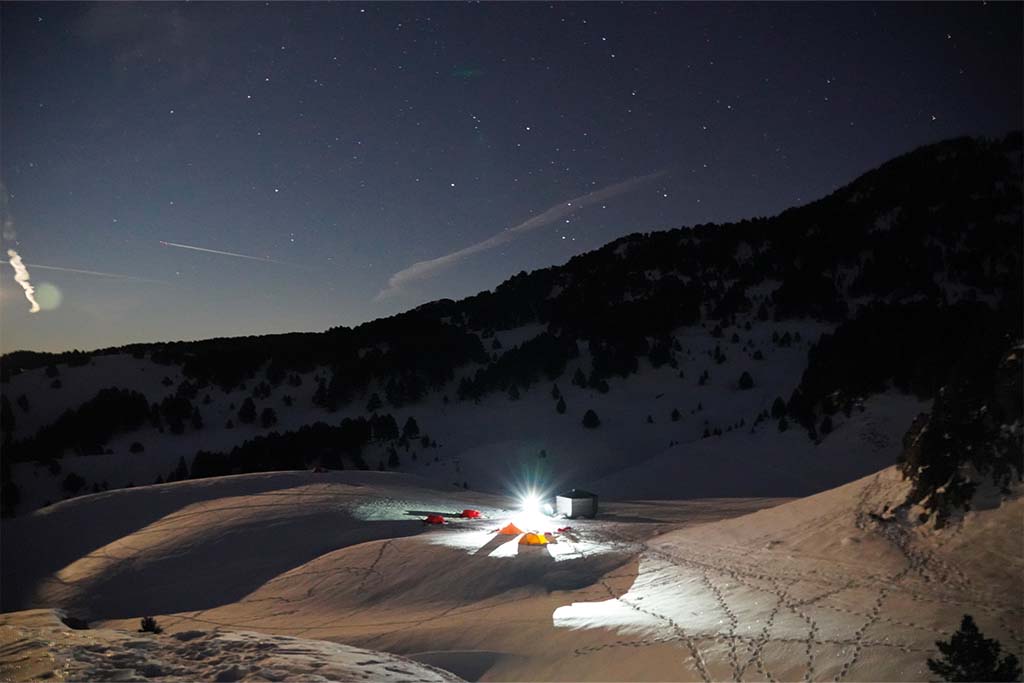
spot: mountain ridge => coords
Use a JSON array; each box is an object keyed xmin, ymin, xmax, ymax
[{"xmin": 1, "ymin": 131, "xmax": 1020, "ymax": 518}]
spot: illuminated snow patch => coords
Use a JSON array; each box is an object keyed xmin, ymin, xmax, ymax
[{"xmin": 553, "ymin": 554, "xmax": 723, "ymax": 635}]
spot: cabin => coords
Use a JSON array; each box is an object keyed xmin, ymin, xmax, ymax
[{"xmin": 556, "ymin": 488, "xmax": 598, "ymax": 519}]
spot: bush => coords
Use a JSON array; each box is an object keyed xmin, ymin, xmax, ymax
[
  {"xmin": 582, "ymin": 409, "xmax": 601, "ymax": 429},
  {"xmin": 928, "ymin": 615, "xmax": 1021, "ymax": 682},
  {"xmin": 139, "ymin": 616, "xmax": 163, "ymax": 634}
]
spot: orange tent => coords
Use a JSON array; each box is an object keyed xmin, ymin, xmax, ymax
[
  {"xmin": 519, "ymin": 532, "xmax": 549, "ymax": 546},
  {"xmin": 424, "ymin": 514, "xmax": 446, "ymax": 525},
  {"xmin": 461, "ymin": 509, "xmax": 482, "ymax": 519},
  {"xmin": 497, "ymin": 522, "xmax": 523, "ymax": 535}
]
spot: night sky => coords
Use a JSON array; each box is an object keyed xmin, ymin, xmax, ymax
[{"xmin": 1, "ymin": 2, "xmax": 1020, "ymax": 353}]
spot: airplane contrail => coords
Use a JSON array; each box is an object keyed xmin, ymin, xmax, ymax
[
  {"xmin": 375, "ymin": 171, "xmax": 665, "ymax": 300},
  {"xmin": 159, "ymin": 240, "xmax": 294, "ymax": 265},
  {"xmin": 5, "ymin": 249, "xmax": 41, "ymax": 313},
  {"xmin": 0, "ymin": 259, "xmax": 169, "ymax": 284}
]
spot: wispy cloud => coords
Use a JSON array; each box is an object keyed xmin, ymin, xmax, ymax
[
  {"xmin": 6, "ymin": 250, "xmax": 41, "ymax": 313},
  {"xmin": 159, "ymin": 240, "xmax": 299, "ymax": 266},
  {"xmin": 376, "ymin": 171, "xmax": 664, "ymax": 300}
]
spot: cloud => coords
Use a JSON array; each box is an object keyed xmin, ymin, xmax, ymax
[
  {"xmin": 6, "ymin": 249, "xmax": 41, "ymax": 313},
  {"xmin": 376, "ymin": 171, "xmax": 664, "ymax": 300}
]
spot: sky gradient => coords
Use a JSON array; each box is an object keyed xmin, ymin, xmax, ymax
[{"xmin": 2, "ymin": 2, "xmax": 1021, "ymax": 353}]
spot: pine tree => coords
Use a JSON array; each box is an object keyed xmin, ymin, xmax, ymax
[
  {"xmin": 0, "ymin": 396, "xmax": 13, "ymax": 445},
  {"xmin": 820, "ymin": 415, "xmax": 833, "ymax": 435},
  {"xmin": 366, "ymin": 393, "xmax": 382, "ymax": 413},
  {"xmin": 62, "ymin": 472, "xmax": 85, "ymax": 495},
  {"xmin": 556, "ymin": 396, "xmax": 567, "ymax": 414},
  {"xmin": 738, "ymin": 371, "xmax": 754, "ymax": 390},
  {"xmin": 508, "ymin": 384, "xmax": 520, "ymax": 400},
  {"xmin": 551, "ymin": 384, "xmax": 561, "ymax": 400},
  {"xmin": 402, "ymin": 416, "xmax": 420, "ymax": 439},
  {"xmin": 172, "ymin": 456, "xmax": 189, "ymax": 481},
  {"xmin": 313, "ymin": 379, "xmax": 327, "ymax": 407},
  {"xmin": 238, "ymin": 397, "xmax": 257, "ymax": 424},
  {"xmin": 260, "ymin": 407, "xmax": 278, "ymax": 428},
  {"xmin": 928, "ymin": 615, "xmax": 1022, "ymax": 682},
  {"xmin": 191, "ymin": 407, "xmax": 203, "ymax": 430},
  {"xmin": 671, "ymin": 408, "xmax": 681, "ymax": 422},
  {"xmin": 771, "ymin": 397, "xmax": 787, "ymax": 419},
  {"xmin": 572, "ymin": 367, "xmax": 587, "ymax": 387},
  {"xmin": 582, "ymin": 409, "xmax": 601, "ymax": 429}
]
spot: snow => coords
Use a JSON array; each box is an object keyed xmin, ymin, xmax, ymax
[
  {"xmin": 2, "ymin": 467, "xmax": 1019, "ymax": 681},
  {"xmin": 554, "ymin": 467, "xmax": 1024, "ymax": 681},
  {"xmin": 10, "ymin": 318, "xmax": 851, "ymax": 514},
  {"xmin": 0, "ymin": 609, "xmax": 462, "ymax": 682}
]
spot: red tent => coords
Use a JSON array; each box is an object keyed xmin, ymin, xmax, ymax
[
  {"xmin": 461, "ymin": 509, "xmax": 482, "ymax": 519},
  {"xmin": 424, "ymin": 514, "xmax": 446, "ymax": 525}
]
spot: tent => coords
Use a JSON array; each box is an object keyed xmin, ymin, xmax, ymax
[
  {"xmin": 424, "ymin": 514, "xmax": 446, "ymax": 525},
  {"xmin": 461, "ymin": 509, "xmax": 482, "ymax": 519},
  {"xmin": 518, "ymin": 532, "xmax": 549, "ymax": 546},
  {"xmin": 497, "ymin": 522, "xmax": 523, "ymax": 535}
]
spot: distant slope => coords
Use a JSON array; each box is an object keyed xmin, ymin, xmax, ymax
[{"xmin": 1, "ymin": 132, "xmax": 1020, "ymax": 514}]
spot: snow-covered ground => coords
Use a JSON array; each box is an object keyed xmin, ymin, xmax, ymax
[
  {"xmin": 7, "ymin": 318, "xmax": 911, "ymax": 514},
  {"xmin": 2, "ymin": 469, "xmax": 1019, "ymax": 681},
  {"xmin": 0, "ymin": 608, "xmax": 463, "ymax": 682}
]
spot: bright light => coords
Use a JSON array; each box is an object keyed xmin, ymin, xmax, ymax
[{"xmin": 520, "ymin": 493, "xmax": 541, "ymax": 515}]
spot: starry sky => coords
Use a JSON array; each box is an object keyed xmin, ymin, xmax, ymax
[{"xmin": 1, "ymin": 2, "xmax": 1020, "ymax": 353}]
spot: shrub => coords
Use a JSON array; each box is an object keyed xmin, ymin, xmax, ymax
[{"xmin": 139, "ymin": 616, "xmax": 163, "ymax": 634}]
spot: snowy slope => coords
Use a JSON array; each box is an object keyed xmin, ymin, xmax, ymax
[
  {"xmin": 5, "ymin": 318, "xmax": 879, "ymax": 514},
  {"xmin": 555, "ymin": 466, "xmax": 1024, "ymax": 681},
  {"xmin": 3, "ymin": 467, "xmax": 1018, "ymax": 682}
]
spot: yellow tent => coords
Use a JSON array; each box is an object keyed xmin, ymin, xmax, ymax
[
  {"xmin": 518, "ymin": 532, "xmax": 549, "ymax": 546},
  {"xmin": 497, "ymin": 523, "xmax": 523, "ymax": 535}
]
